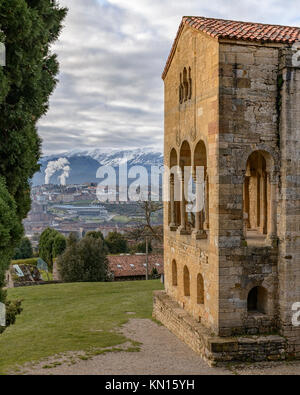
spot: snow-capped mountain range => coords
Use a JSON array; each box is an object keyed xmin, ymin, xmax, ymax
[
  {"xmin": 55, "ymin": 148, "xmax": 163, "ymax": 167},
  {"xmin": 32, "ymin": 148, "xmax": 164, "ymax": 186}
]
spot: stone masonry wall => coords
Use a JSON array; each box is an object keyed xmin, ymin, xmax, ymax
[
  {"xmin": 217, "ymin": 42, "xmax": 282, "ymax": 336},
  {"xmin": 161, "ymin": 25, "xmax": 299, "ymax": 356},
  {"xmin": 153, "ymin": 291, "xmax": 288, "ymax": 366},
  {"xmin": 164, "ymin": 26, "xmax": 220, "ymax": 333},
  {"xmin": 277, "ymin": 50, "xmax": 300, "ymax": 357}
]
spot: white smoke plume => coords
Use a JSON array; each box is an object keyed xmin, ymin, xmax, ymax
[{"xmin": 45, "ymin": 158, "xmax": 71, "ymax": 186}]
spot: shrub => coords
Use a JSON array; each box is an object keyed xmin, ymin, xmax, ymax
[
  {"xmin": 57, "ymin": 236, "xmax": 109, "ymax": 283},
  {"xmin": 150, "ymin": 267, "xmax": 160, "ymax": 279},
  {"xmin": 11, "ymin": 258, "xmax": 38, "ymax": 266},
  {"xmin": 0, "ymin": 299, "xmax": 23, "ymax": 335}
]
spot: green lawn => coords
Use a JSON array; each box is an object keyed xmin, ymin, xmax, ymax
[{"xmin": 0, "ymin": 280, "xmax": 163, "ymax": 374}]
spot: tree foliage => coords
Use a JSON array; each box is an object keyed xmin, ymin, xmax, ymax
[
  {"xmin": 86, "ymin": 231, "xmax": 104, "ymax": 241},
  {"xmin": 0, "ymin": 0, "xmax": 67, "ymax": 332},
  {"xmin": 67, "ymin": 232, "xmax": 79, "ymax": 247},
  {"xmin": 52, "ymin": 233, "xmax": 67, "ymax": 259},
  {"xmin": 57, "ymin": 236, "xmax": 109, "ymax": 283},
  {"xmin": 136, "ymin": 241, "xmax": 152, "ymax": 254},
  {"xmin": 105, "ymin": 231, "xmax": 128, "ymax": 254},
  {"xmin": 13, "ymin": 237, "xmax": 33, "ymax": 260},
  {"xmin": 39, "ymin": 228, "xmax": 66, "ymax": 268},
  {"xmin": 0, "ymin": 0, "xmax": 67, "ymax": 218},
  {"xmin": 0, "ymin": 177, "xmax": 23, "ymax": 331}
]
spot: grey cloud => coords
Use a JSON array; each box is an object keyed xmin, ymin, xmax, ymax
[{"xmin": 39, "ymin": 0, "xmax": 300, "ymax": 155}]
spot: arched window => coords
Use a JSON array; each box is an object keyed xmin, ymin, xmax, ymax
[
  {"xmin": 183, "ymin": 68, "xmax": 188, "ymax": 101},
  {"xmin": 183, "ymin": 265, "xmax": 190, "ymax": 297},
  {"xmin": 180, "ymin": 141, "xmax": 192, "ymax": 168},
  {"xmin": 243, "ymin": 150, "xmax": 276, "ymax": 245},
  {"xmin": 179, "ymin": 67, "xmax": 192, "ymax": 103},
  {"xmin": 247, "ymin": 286, "xmax": 268, "ymax": 314},
  {"xmin": 193, "ymin": 140, "xmax": 208, "ymax": 236},
  {"xmin": 172, "ymin": 260, "xmax": 178, "ymax": 286},
  {"xmin": 197, "ymin": 274, "xmax": 204, "ymax": 305}
]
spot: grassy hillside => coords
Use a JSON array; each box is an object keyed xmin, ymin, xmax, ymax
[{"xmin": 0, "ymin": 280, "xmax": 163, "ymax": 374}]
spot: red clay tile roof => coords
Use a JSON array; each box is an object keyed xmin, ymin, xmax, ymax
[
  {"xmin": 162, "ymin": 16, "xmax": 300, "ymax": 79},
  {"xmin": 108, "ymin": 254, "xmax": 163, "ymax": 278}
]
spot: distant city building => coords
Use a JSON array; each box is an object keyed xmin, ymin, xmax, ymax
[{"xmin": 53, "ymin": 204, "xmax": 108, "ymax": 218}]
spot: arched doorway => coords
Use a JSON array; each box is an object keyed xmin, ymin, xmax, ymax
[{"xmin": 247, "ymin": 286, "xmax": 268, "ymax": 314}]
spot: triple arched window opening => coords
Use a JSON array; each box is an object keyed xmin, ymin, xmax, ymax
[
  {"xmin": 172, "ymin": 260, "xmax": 204, "ymax": 305},
  {"xmin": 168, "ymin": 140, "xmax": 209, "ymax": 237},
  {"xmin": 168, "ymin": 145, "xmax": 278, "ymax": 243}
]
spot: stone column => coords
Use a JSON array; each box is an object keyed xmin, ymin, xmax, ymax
[
  {"xmin": 169, "ymin": 174, "xmax": 177, "ymax": 231},
  {"xmin": 262, "ymin": 173, "xmax": 268, "ymax": 235},
  {"xmin": 180, "ymin": 174, "xmax": 185, "ymax": 227},
  {"xmin": 256, "ymin": 173, "xmax": 261, "ymax": 228},
  {"xmin": 179, "ymin": 173, "xmax": 189, "ymax": 235},
  {"xmin": 240, "ymin": 170, "xmax": 247, "ymax": 244},
  {"xmin": 195, "ymin": 198, "xmax": 200, "ymax": 232},
  {"xmin": 267, "ymin": 173, "xmax": 278, "ymax": 246},
  {"xmin": 243, "ymin": 176, "xmax": 250, "ymax": 229},
  {"xmin": 193, "ymin": 170, "xmax": 207, "ymax": 240},
  {"xmin": 204, "ymin": 174, "xmax": 210, "ymax": 230}
]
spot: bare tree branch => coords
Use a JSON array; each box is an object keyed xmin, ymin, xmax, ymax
[{"xmin": 140, "ymin": 201, "xmax": 163, "ymax": 242}]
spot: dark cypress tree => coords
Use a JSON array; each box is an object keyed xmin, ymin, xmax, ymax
[
  {"xmin": 13, "ymin": 237, "xmax": 33, "ymax": 260},
  {"xmin": 0, "ymin": 0, "xmax": 67, "ymax": 332},
  {"xmin": 0, "ymin": 177, "xmax": 23, "ymax": 333}
]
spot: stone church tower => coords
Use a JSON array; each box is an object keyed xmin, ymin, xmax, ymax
[{"xmin": 153, "ymin": 16, "xmax": 300, "ymax": 365}]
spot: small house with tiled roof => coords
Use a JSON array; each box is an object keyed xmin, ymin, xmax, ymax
[
  {"xmin": 154, "ymin": 16, "xmax": 300, "ymax": 364},
  {"xmin": 108, "ymin": 254, "xmax": 163, "ymax": 281}
]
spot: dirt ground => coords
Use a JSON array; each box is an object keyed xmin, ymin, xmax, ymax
[{"xmin": 17, "ymin": 319, "xmax": 300, "ymax": 376}]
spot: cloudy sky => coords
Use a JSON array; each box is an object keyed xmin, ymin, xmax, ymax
[{"xmin": 39, "ymin": 0, "xmax": 300, "ymax": 155}]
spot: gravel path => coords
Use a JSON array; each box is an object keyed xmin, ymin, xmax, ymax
[{"xmin": 18, "ymin": 319, "xmax": 300, "ymax": 375}]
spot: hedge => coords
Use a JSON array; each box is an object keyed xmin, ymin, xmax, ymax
[{"xmin": 11, "ymin": 258, "xmax": 38, "ymax": 266}]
